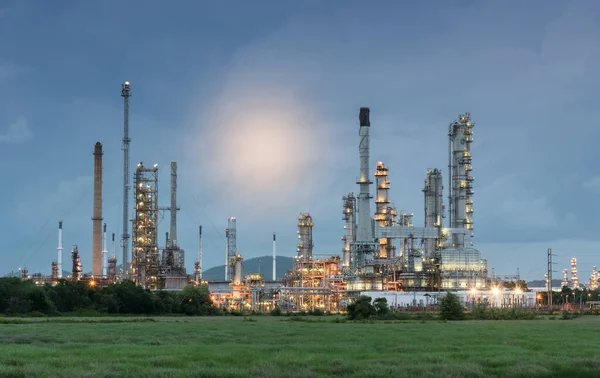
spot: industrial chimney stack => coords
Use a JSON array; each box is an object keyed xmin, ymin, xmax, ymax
[
  {"xmin": 57, "ymin": 221, "xmax": 63, "ymax": 279},
  {"xmin": 92, "ymin": 142, "xmax": 103, "ymax": 277},
  {"xmin": 272, "ymin": 233, "xmax": 276, "ymax": 281}
]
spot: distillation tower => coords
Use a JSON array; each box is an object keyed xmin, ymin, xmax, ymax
[
  {"xmin": 587, "ymin": 266, "xmax": 598, "ymax": 290},
  {"xmin": 571, "ymin": 258, "xmax": 579, "ymax": 290},
  {"xmin": 374, "ymin": 162, "xmax": 396, "ymax": 261},
  {"xmin": 162, "ymin": 162, "xmax": 187, "ymax": 289},
  {"xmin": 423, "ymin": 168, "xmax": 444, "ymax": 258},
  {"xmin": 341, "ymin": 194, "xmax": 356, "ymax": 272},
  {"xmin": 562, "ymin": 269, "xmax": 569, "ymax": 288},
  {"xmin": 225, "ymin": 217, "xmax": 237, "ymax": 281},
  {"xmin": 72, "ymin": 246, "xmax": 82, "ymax": 281},
  {"xmin": 131, "ymin": 162, "xmax": 159, "ymax": 289},
  {"xmin": 101, "ymin": 223, "xmax": 108, "ymax": 278},
  {"xmin": 121, "ymin": 81, "xmax": 131, "ymax": 280},
  {"xmin": 297, "ymin": 213, "xmax": 314, "ymax": 260},
  {"xmin": 107, "ymin": 233, "xmax": 117, "ymax": 282}
]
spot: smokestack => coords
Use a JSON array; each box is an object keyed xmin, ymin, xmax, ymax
[
  {"xmin": 170, "ymin": 162, "xmax": 177, "ymax": 246},
  {"xmin": 57, "ymin": 221, "xmax": 63, "ymax": 279},
  {"xmin": 92, "ymin": 142, "xmax": 103, "ymax": 277},
  {"xmin": 111, "ymin": 233, "xmax": 115, "ymax": 258},
  {"xmin": 272, "ymin": 233, "xmax": 276, "ymax": 281},
  {"xmin": 357, "ymin": 107, "xmax": 373, "ymax": 242},
  {"xmin": 102, "ymin": 223, "xmax": 108, "ymax": 278},
  {"xmin": 198, "ymin": 225, "xmax": 203, "ymax": 280}
]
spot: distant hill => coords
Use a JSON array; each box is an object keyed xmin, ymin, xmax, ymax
[
  {"xmin": 526, "ymin": 279, "xmax": 563, "ymax": 288},
  {"xmin": 203, "ymin": 256, "xmax": 294, "ymax": 281}
]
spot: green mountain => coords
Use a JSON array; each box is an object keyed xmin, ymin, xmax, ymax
[{"xmin": 203, "ymin": 256, "xmax": 294, "ymax": 281}]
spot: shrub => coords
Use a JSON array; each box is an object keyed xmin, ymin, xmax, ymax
[
  {"xmin": 270, "ymin": 306, "xmax": 282, "ymax": 316},
  {"xmin": 346, "ymin": 296, "xmax": 376, "ymax": 320},
  {"xmin": 439, "ymin": 292, "xmax": 465, "ymax": 320},
  {"xmin": 308, "ymin": 308, "xmax": 324, "ymax": 316},
  {"xmin": 373, "ymin": 298, "xmax": 389, "ymax": 315}
]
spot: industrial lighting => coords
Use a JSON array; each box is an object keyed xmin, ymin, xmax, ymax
[
  {"xmin": 515, "ymin": 287, "xmax": 522, "ymax": 294},
  {"xmin": 470, "ymin": 288, "xmax": 477, "ymax": 295},
  {"xmin": 492, "ymin": 286, "xmax": 500, "ymax": 295}
]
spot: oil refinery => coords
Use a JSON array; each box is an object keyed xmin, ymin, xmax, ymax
[{"xmin": 14, "ymin": 81, "xmax": 542, "ymax": 311}]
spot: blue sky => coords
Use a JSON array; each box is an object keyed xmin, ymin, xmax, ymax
[{"xmin": 1, "ymin": 0, "xmax": 599, "ymax": 281}]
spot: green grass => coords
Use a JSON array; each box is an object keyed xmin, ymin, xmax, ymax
[{"xmin": 1, "ymin": 316, "xmax": 600, "ymax": 377}]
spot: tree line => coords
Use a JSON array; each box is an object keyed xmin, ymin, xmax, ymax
[{"xmin": 0, "ymin": 277, "xmax": 218, "ymax": 316}]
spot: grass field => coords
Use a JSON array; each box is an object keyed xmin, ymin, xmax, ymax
[{"xmin": 1, "ymin": 316, "xmax": 600, "ymax": 377}]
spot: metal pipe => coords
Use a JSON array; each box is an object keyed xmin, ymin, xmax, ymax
[
  {"xmin": 57, "ymin": 221, "xmax": 63, "ymax": 279},
  {"xmin": 92, "ymin": 142, "xmax": 103, "ymax": 277},
  {"xmin": 121, "ymin": 81, "xmax": 131, "ymax": 280}
]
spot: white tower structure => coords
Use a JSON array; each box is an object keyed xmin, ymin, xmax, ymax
[
  {"xmin": 356, "ymin": 107, "xmax": 373, "ymax": 242},
  {"xmin": 101, "ymin": 223, "xmax": 108, "ymax": 278},
  {"xmin": 562, "ymin": 269, "xmax": 569, "ymax": 288},
  {"xmin": 448, "ymin": 113, "xmax": 475, "ymax": 249},
  {"xmin": 57, "ymin": 221, "xmax": 63, "ymax": 279},
  {"xmin": 272, "ymin": 233, "xmax": 276, "ymax": 281},
  {"xmin": 342, "ymin": 193, "xmax": 356, "ymax": 271},
  {"xmin": 351, "ymin": 107, "xmax": 378, "ymax": 271},
  {"xmin": 374, "ymin": 162, "xmax": 395, "ymax": 260},
  {"xmin": 198, "ymin": 226, "xmax": 202, "ymax": 281},
  {"xmin": 571, "ymin": 258, "xmax": 579, "ymax": 289}
]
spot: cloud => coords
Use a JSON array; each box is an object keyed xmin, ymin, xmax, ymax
[
  {"xmin": 0, "ymin": 117, "xmax": 33, "ymax": 143},
  {"xmin": 582, "ymin": 177, "xmax": 600, "ymax": 190},
  {"xmin": 477, "ymin": 175, "xmax": 559, "ymax": 229}
]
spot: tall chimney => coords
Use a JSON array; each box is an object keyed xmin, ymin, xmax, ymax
[
  {"xmin": 170, "ymin": 162, "xmax": 177, "ymax": 246},
  {"xmin": 198, "ymin": 225, "xmax": 203, "ymax": 282},
  {"xmin": 57, "ymin": 221, "xmax": 63, "ymax": 279},
  {"xmin": 92, "ymin": 142, "xmax": 103, "ymax": 277},
  {"xmin": 102, "ymin": 223, "xmax": 108, "ymax": 278},
  {"xmin": 357, "ymin": 107, "xmax": 373, "ymax": 242},
  {"xmin": 272, "ymin": 233, "xmax": 276, "ymax": 281}
]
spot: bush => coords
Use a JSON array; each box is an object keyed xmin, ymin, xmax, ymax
[
  {"xmin": 270, "ymin": 306, "xmax": 282, "ymax": 316},
  {"xmin": 308, "ymin": 308, "xmax": 324, "ymax": 316},
  {"xmin": 373, "ymin": 298, "xmax": 389, "ymax": 315},
  {"xmin": 439, "ymin": 292, "xmax": 465, "ymax": 320},
  {"xmin": 346, "ymin": 296, "xmax": 376, "ymax": 320},
  {"xmin": 470, "ymin": 304, "xmax": 538, "ymax": 320}
]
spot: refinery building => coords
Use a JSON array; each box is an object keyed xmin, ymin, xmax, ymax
[{"xmin": 17, "ymin": 82, "xmax": 540, "ymax": 311}]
